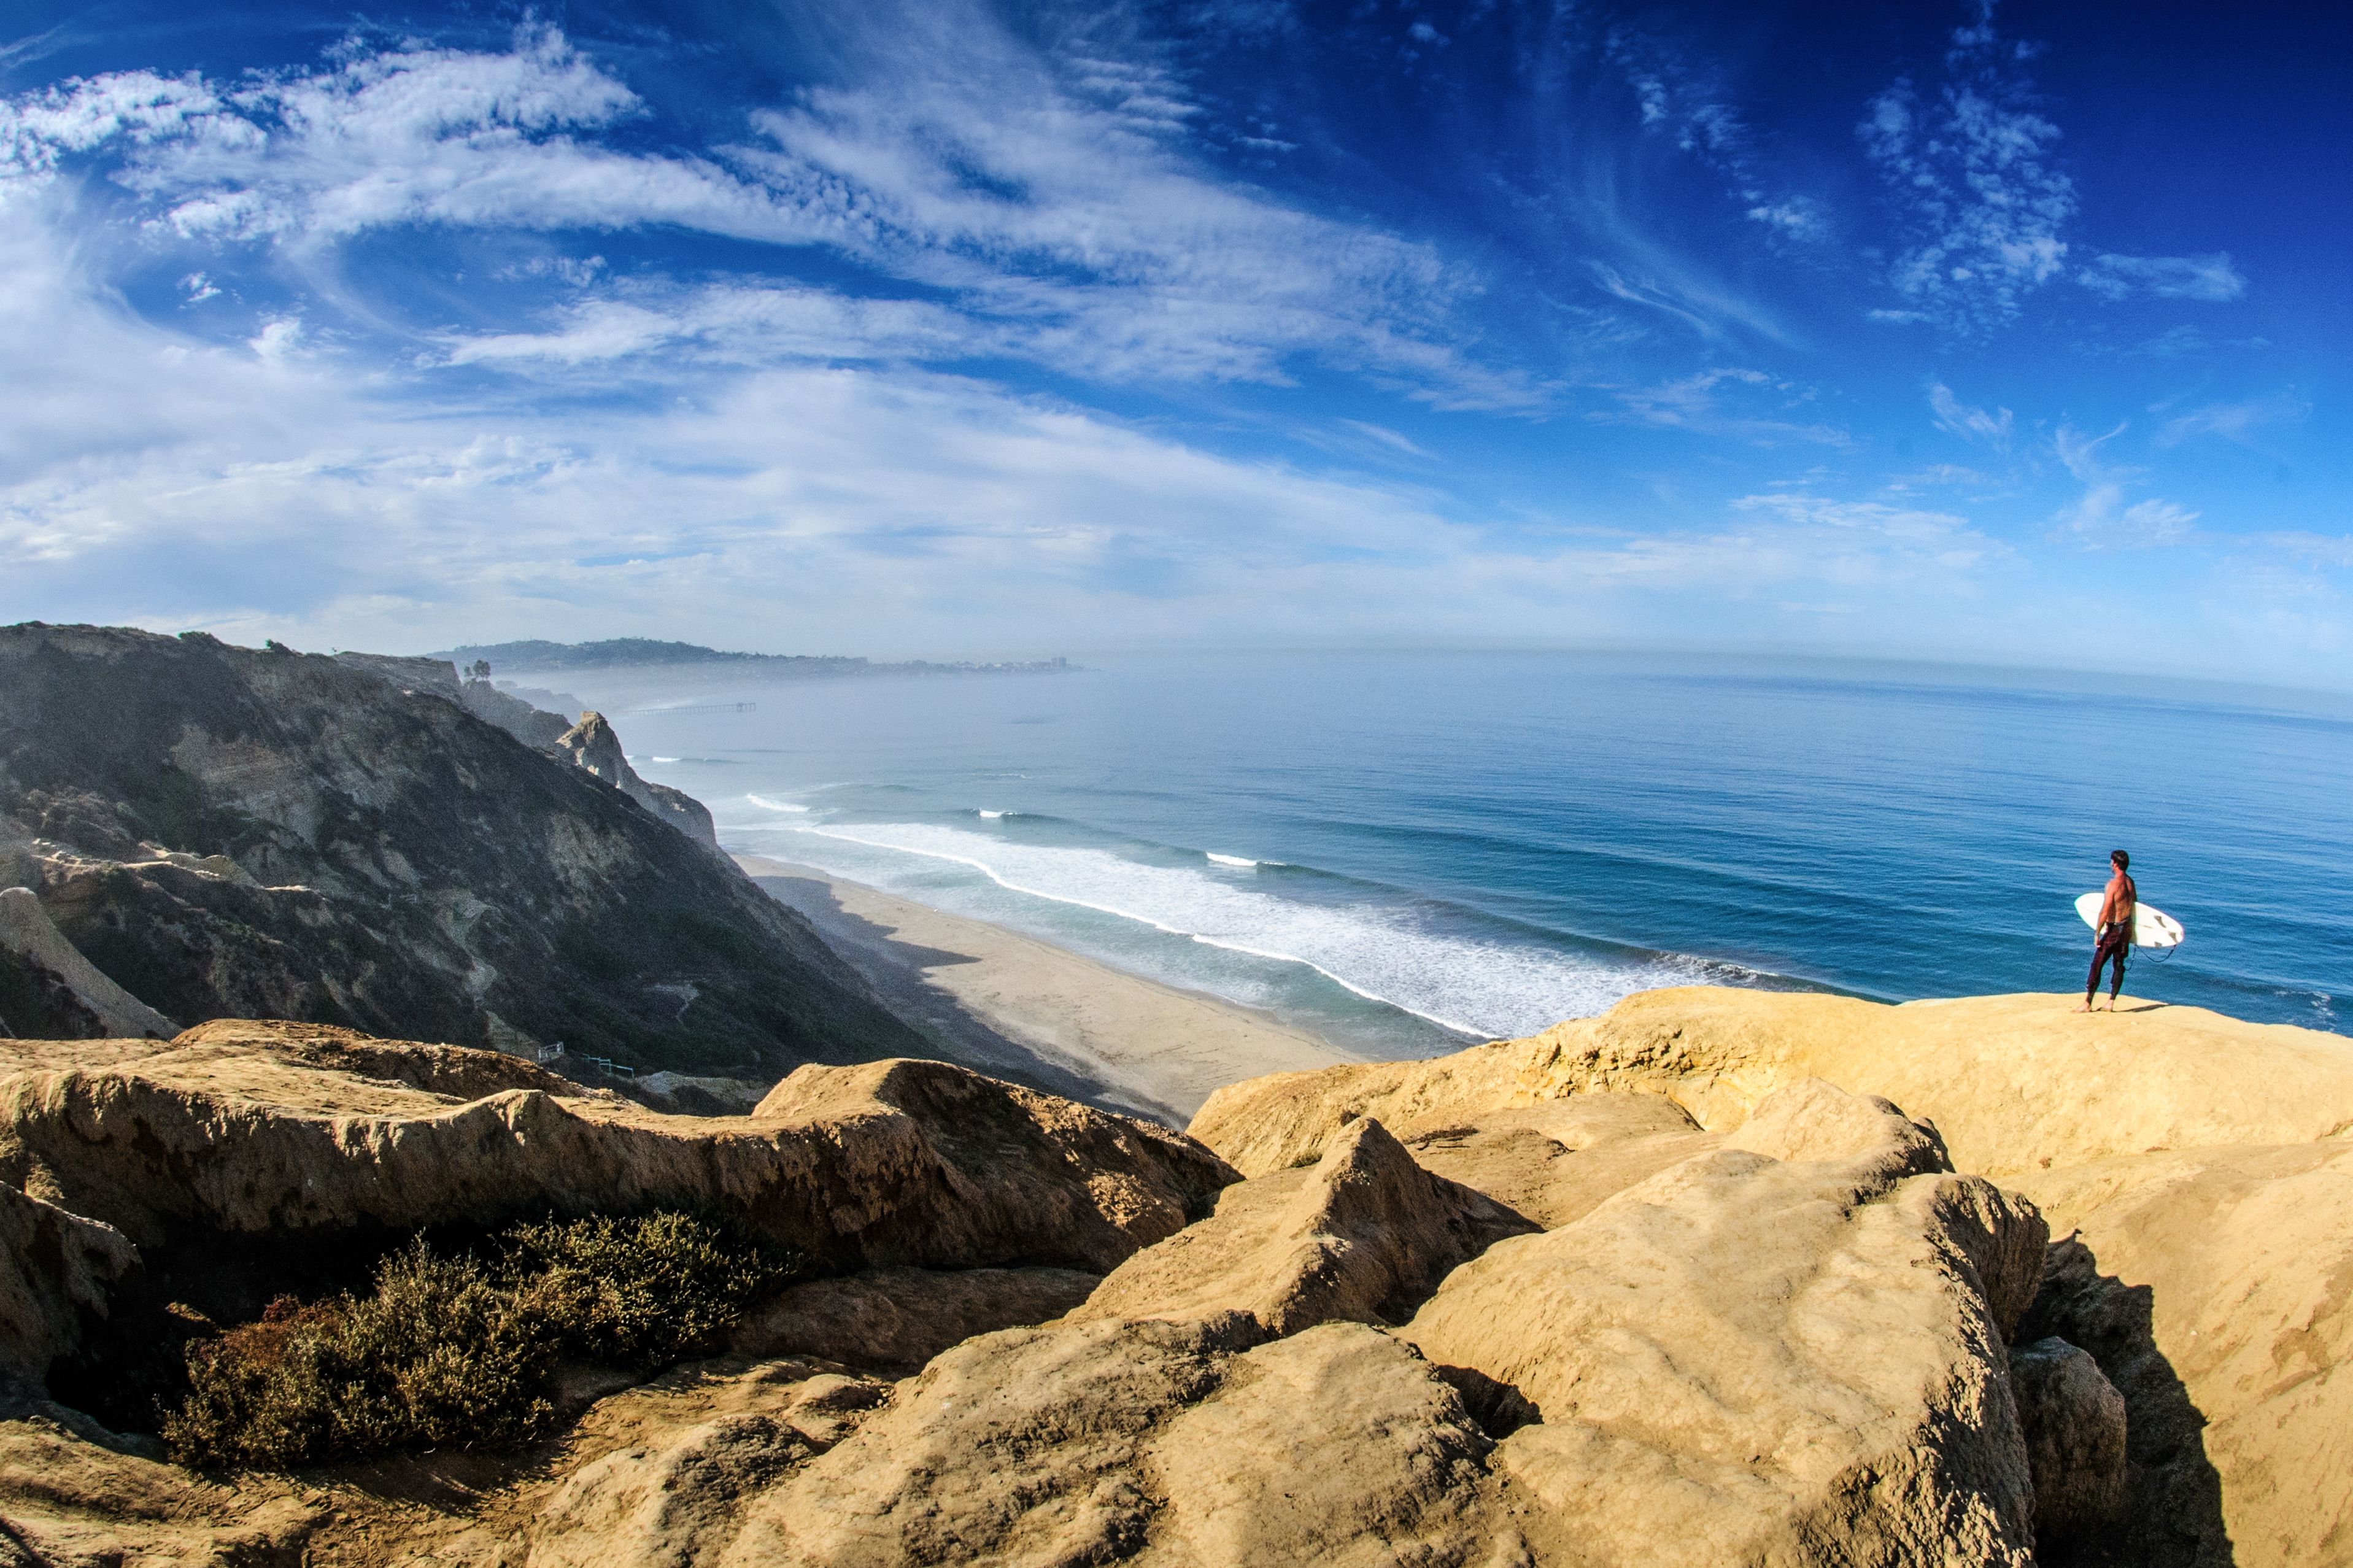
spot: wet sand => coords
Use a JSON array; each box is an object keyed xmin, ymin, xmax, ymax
[{"xmin": 738, "ymin": 855, "xmax": 1361, "ymax": 1126}]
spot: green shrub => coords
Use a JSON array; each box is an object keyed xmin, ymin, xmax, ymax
[
  {"xmin": 502, "ymin": 1210, "xmax": 793, "ymax": 1369},
  {"xmin": 164, "ymin": 1212, "xmax": 798, "ymax": 1469}
]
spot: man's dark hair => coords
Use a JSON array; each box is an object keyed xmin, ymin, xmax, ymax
[{"xmin": 2111, "ymin": 849, "xmax": 2130, "ymax": 869}]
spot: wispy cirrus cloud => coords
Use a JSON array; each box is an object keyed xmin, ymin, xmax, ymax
[
  {"xmin": 2053, "ymin": 423, "xmax": 2197, "ymax": 546},
  {"xmin": 2155, "ymin": 392, "xmax": 2307, "ymax": 449},
  {"xmin": 1605, "ymin": 368, "xmax": 1849, "ymax": 446},
  {"xmin": 2078, "ymin": 252, "xmax": 2246, "ymax": 303},
  {"xmin": 1928, "ymin": 382, "xmax": 2013, "ymax": 448},
  {"xmin": 4, "ymin": 18, "xmax": 1528, "ymax": 405}
]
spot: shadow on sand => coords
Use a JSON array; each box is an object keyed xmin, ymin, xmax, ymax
[{"xmin": 751, "ymin": 872, "xmax": 1176, "ymax": 1124}]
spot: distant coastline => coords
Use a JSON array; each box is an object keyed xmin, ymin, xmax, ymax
[{"xmin": 436, "ymin": 637, "xmax": 1077, "ymax": 679}]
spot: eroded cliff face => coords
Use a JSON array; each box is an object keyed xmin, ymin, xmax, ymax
[{"xmin": 0, "ymin": 624, "xmax": 919, "ymax": 1075}]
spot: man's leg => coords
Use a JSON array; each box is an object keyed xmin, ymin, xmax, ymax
[
  {"xmin": 2084, "ymin": 943, "xmax": 2106, "ymax": 1009},
  {"xmin": 2108, "ymin": 941, "xmax": 2127, "ymax": 1005}
]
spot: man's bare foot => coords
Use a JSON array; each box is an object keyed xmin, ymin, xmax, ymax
[{"xmin": 2075, "ymin": 1001, "xmax": 2093, "ymax": 1013}]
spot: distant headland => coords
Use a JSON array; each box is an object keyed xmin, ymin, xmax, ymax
[{"xmin": 435, "ymin": 637, "xmax": 1076, "ymax": 678}]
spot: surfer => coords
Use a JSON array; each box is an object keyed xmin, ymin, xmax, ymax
[{"xmin": 2079, "ymin": 850, "xmax": 2138, "ymax": 1012}]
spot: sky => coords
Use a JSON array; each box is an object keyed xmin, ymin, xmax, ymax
[{"xmin": 2, "ymin": 0, "xmax": 2347, "ymax": 682}]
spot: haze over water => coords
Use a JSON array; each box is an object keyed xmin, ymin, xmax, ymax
[{"xmin": 546, "ymin": 652, "xmax": 2353, "ymax": 1054}]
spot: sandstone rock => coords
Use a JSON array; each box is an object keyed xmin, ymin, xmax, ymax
[
  {"xmin": 731, "ymin": 1265, "xmax": 1101, "ymax": 1373},
  {"xmin": 2013, "ymin": 1140, "xmax": 2353, "ymax": 1568},
  {"xmin": 460, "ymin": 676, "xmax": 574, "ymax": 749},
  {"xmin": 0, "ymin": 1397, "xmax": 325, "ymax": 1564},
  {"xmin": 504, "ymin": 1365, "xmax": 889, "ymax": 1568},
  {"xmin": 0, "ymin": 1030, "xmax": 1232, "ymax": 1384},
  {"xmin": 1396, "ymin": 1093, "xmax": 1718, "ymax": 1229},
  {"xmin": 0, "ymin": 1181, "xmax": 135, "ymax": 1386},
  {"xmin": 1191, "ymin": 1037, "xmax": 1570, "ymax": 1178},
  {"xmin": 1402, "ymin": 1078, "xmax": 2046, "ymax": 1568},
  {"xmin": 723, "ymin": 1316, "xmax": 1509, "ymax": 1567},
  {"xmin": 2008, "ymin": 1335, "xmax": 2127, "ymax": 1546},
  {"xmin": 1145, "ymin": 1323, "xmax": 1504, "ymax": 1567},
  {"xmin": 723, "ymin": 1316, "xmax": 1247, "ymax": 1566},
  {"xmin": 1073, "ymin": 1115, "xmax": 1534, "ymax": 1338},
  {"xmin": 1194, "ymin": 987, "xmax": 2353, "ymax": 1182},
  {"xmin": 557, "ymin": 711, "xmax": 721, "ymax": 851},
  {"xmin": 334, "ymin": 649, "xmax": 466, "ymax": 698},
  {"xmin": 0, "ymin": 885, "xmax": 176, "ymax": 1040}
]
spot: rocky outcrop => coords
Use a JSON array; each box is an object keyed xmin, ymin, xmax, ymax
[
  {"xmin": 2009, "ymin": 1335, "xmax": 2128, "ymax": 1546},
  {"xmin": 461, "ymin": 676, "xmax": 574, "ymax": 748},
  {"xmin": 2, "ymin": 986, "xmax": 2349, "ymax": 1566},
  {"xmin": 1394, "ymin": 1091, "xmax": 1720, "ymax": 1229},
  {"xmin": 2015, "ymin": 1145, "xmax": 2353, "ymax": 1567},
  {"xmin": 1072, "ymin": 1114, "xmax": 1534, "ymax": 1338},
  {"xmin": 732, "ymin": 1266, "xmax": 1101, "ymax": 1373},
  {"xmin": 0, "ymin": 624, "xmax": 919, "ymax": 1074},
  {"xmin": 1192, "ymin": 986, "xmax": 2353, "ymax": 1568},
  {"xmin": 0, "ymin": 1025, "xmax": 1234, "ymax": 1389},
  {"xmin": 720, "ymin": 1316, "xmax": 1501, "ymax": 1567},
  {"xmin": 1402, "ymin": 1078, "xmax": 2047, "ymax": 1567},
  {"xmin": 337, "ymin": 649, "xmax": 573, "ymax": 747},
  {"xmin": 0, "ymin": 884, "xmax": 176, "ymax": 1040},
  {"xmin": 0, "ymin": 1181, "xmax": 135, "ymax": 1386},
  {"xmin": 1192, "ymin": 987, "xmax": 2353, "ymax": 1180},
  {"xmin": 557, "ymin": 710, "xmax": 720, "ymax": 850}
]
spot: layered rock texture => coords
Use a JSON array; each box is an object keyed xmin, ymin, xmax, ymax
[
  {"xmin": 0, "ymin": 624, "xmax": 921, "ymax": 1075},
  {"xmin": 0, "ymin": 986, "xmax": 2346, "ymax": 1567}
]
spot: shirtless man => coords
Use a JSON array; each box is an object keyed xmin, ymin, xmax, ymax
[{"xmin": 2080, "ymin": 850, "xmax": 2137, "ymax": 1012}]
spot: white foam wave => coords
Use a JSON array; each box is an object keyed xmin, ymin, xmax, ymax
[
  {"xmin": 746, "ymin": 794, "xmax": 810, "ymax": 813},
  {"xmin": 1205, "ymin": 852, "xmax": 1257, "ymax": 868},
  {"xmin": 788, "ymin": 822, "xmax": 1730, "ymax": 1038},
  {"xmin": 978, "ymin": 809, "xmax": 1010, "ymax": 819},
  {"xmin": 651, "ymin": 757, "xmax": 681, "ymax": 764}
]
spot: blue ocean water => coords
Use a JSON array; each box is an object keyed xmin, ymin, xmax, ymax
[{"xmin": 525, "ymin": 652, "xmax": 2353, "ymax": 1054}]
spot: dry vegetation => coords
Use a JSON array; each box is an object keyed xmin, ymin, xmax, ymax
[{"xmin": 164, "ymin": 1212, "xmax": 798, "ymax": 1469}]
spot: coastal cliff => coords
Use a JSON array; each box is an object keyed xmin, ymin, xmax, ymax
[
  {"xmin": 0, "ymin": 989, "xmax": 2344, "ymax": 1566},
  {"xmin": 0, "ymin": 624, "xmax": 922, "ymax": 1076}
]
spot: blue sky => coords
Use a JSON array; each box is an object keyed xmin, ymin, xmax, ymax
[{"xmin": 2, "ymin": 0, "xmax": 2347, "ymax": 681}]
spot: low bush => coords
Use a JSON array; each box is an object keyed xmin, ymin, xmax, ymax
[{"xmin": 164, "ymin": 1211, "xmax": 798, "ymax": 1469}]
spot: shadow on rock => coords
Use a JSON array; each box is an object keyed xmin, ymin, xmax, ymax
[{"xmin": 2017, "ymin": 1238, "xmax": 2235, "ymax": 1568}]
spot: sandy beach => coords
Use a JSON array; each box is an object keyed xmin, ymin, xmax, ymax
[{"xmin": 738, "ymin": 854, "xmax": 1362, "ymax": 1125}]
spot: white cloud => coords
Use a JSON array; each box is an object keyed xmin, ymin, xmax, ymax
[
  {"xmin": 1605, "ymin": 28, "xmax": 1826, "ymax": 247},
  {"xmin": 2078, "ymin": 252, "xmax": 2246, "ymax": 303},
  {"xmin": 2155, "ymin": 392, "xmax": 2306, "ymax": 448},
  {"xmin": 1928, "ymin": 382, "xmax": 2012, "ymax": 447},
  {"xmin": 439, "ymin": 285, "xmax": 990, "ymax": 369},
  {"xmin": 4, "ymin": 18, "xmax": 1519, "ymax": 405},
  {"xmin": 1605, "ymin": 368, "xmax": 1849, "ymax": 446},
  {"xmin": 1860, "ymin": 4, "xmax": 2076, "ymax": 333},
  {"xmin": 2052, "ymin": 422, "xmax": 2197, "ymax": 546}
]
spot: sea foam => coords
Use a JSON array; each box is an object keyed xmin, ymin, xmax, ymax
[
  {"xmin": 790, "ymin": 821, "xmax": 1738, "ymax": 1039},
  {"xmin": 746, "ymin": 794, "xmax": 809, "ymax": 813}
]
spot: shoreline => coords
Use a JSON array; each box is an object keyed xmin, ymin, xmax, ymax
[{"xmin": 736, "ymin": 854, "xmax": 1365, "ymax": 1125}]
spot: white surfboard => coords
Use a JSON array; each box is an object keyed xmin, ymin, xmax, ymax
[{"xmin": 2075, "ymin": 891, "xmax": 2185, "ymax": 949}]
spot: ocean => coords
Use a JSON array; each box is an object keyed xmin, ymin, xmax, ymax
[{"xmin": 517, "ymin": 651, "xmax": 2353, "ymax": 1054}]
